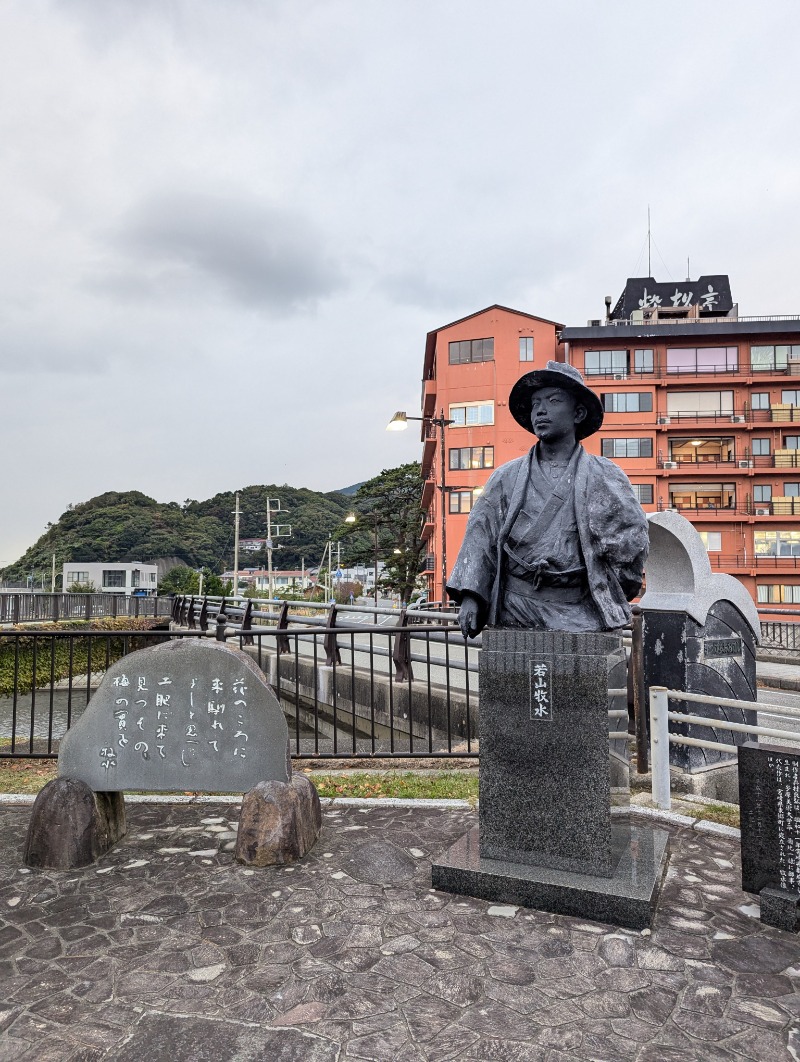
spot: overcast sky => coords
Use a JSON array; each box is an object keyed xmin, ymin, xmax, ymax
[{"xmin": 2, "ymin": 0, "xmax": 799, "ymax": 567}]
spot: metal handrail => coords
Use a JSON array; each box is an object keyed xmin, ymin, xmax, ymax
[{"xmin": 649, "ymin": 686, "xmax": 800, "ymax": 810}]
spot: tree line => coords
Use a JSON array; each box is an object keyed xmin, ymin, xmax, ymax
[{"xmin": 1, "ymin": 465, "xmax": 428, "ymax": 603}]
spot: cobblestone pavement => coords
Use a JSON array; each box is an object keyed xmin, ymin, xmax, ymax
[{"xmin": 1, "ymin": 801, "xmax": 799, "ymax": 1061}]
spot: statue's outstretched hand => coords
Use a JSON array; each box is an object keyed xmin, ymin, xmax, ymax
[{"xmin": 458, "ymin": 594, "xmax": 483, "ymax": 640}]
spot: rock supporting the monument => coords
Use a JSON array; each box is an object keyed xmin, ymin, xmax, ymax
[
  {"xmin": 23, "ymin": 777, "xmax": 126, "ymax": 869},
  {"xmin": 235, "ymin": 774, "xmax": 322, "ymax": 866}
]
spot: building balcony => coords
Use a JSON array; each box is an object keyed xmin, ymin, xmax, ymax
[
  {"xmin": 656, "ymin": 500, "xmax": 798, "ymax": 518},
  {"xmin": 709, "ymin": 553, "xmax": 800, "ymax": 570},
  {"xmin": 654, "ymin": 411, "xmax": 749, "ymax": 427}
]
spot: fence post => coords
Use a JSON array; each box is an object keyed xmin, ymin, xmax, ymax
[
  {"xmin": 84, "ymin": 595, "xmax": 92, "ymax": 622},
  {"xmin": 631, "ymin": 606, "xmax": 648, "ymax": 773},
  {"xmin": 650, "ymin": 686, "xmax": 671, "ymax": 810}
]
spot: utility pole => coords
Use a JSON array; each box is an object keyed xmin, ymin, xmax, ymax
[
  {"xmin": 266, "ymin": 501, "xmax": 274, "ymax": 601},
  {"xmin": 232, "ymin": 492, "xmax": 241, "ymax": 599},
  {"xmin": 51, "ymin": 553, "xmax": 56, "ymax": 593}
]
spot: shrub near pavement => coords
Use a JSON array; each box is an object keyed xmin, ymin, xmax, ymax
[{"xmin": 0, "ymin": 617, "xmax": 167, "ymax": 698}]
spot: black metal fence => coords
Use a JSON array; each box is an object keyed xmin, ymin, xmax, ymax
[
  {"xmin": 0, "ymin": 619, "xmax": 476, "ymax": 761},
  {"xmin": 0, "ymin": 592, "xmax": 172, "ymax": 625}
]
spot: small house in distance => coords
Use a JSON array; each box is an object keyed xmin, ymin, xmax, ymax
[{"xmin": 62, "ymin": 562, "xmax": 158, "ymax": 595}]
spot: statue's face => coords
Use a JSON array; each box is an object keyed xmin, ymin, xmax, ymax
[{"xmin": 530, "ymin": 387, "xmax": 587, "ymax": 442}]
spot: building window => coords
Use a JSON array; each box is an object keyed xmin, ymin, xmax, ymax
[
  {"xmin": 449, "ymin": 490, "xmax": 480, "ymax": 514},
  {"xmin": 785, "ymin": 437, "xmax": 800, "ymax": 450},
  {"xmin": 601, "ymin": 438, "xmax": 653, "ymax": 459},
  {"xmin": 755, "ymin": 530, "xmax": 800, "ymax": 556},
  {"xmin": 751, "ymin": 345, "xmax": 800, "ymax": 371},
  {"xmin": 601, "ymin": 392, "xmax": 653, "ymax": 413},
  {"xmin": 448, "ymin": 338, "xmax": 494, "ymax": 364},
  {"xmin": 449, "ymin": 401, "xmax": 494, "ymax": 426},
  {"xmin": 449, "ymin": 446, "xmax": 494, "ymax": 470},
  {"xmin": 519, "ymin": 337, "xmax": 534, "ymax": 361},
  {"xmin": 751, "ymin": 393, "xmax": 770, "ymax": 410},
  {"xmin": 756, "ymin": 584, "xmax": 800, "ymax": 603},
  {"xmin": 631, "ymin": 484, "xmax": 654, "ymax": 505},
  {"xmin": 584, "ymin": 350, "xmax": 627, "ymax": 376},
  {"xmin": 785, "ymin": 483, "xmax": 800, "ymax": 496},
  {"xmin": 634, "ymin": 349, "xmax": 654, "ymax": 374},
  {"xmin": 665, "ymin": 391, "xmax": 734, "ymax": 416},
  {"xmin": 783, "ymin": 391, "xmax": 800, "ymax": 406},
  {"xmin": 102, "ymin": 570, "xmax": 126, "ymax": 588},
  {"xmin": 754, "ymin": 485, "xmax": 773, "ymax": 503},
  {"xmin": 666, "ymin": 347, "xmax": 738, "ymax": 374},
  {"xmin": 66, "ymin": 571, "xmax": 89, "ymax": 584},
  {"xmin": 751, "ymin": 438, "xmax": 771, "ymax": 456},
  {"xmin": 698, "ymin": 532, "xmax": 722, "ymax": 551}
]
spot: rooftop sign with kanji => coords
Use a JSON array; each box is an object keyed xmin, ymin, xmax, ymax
[
  {"xmin": 59, "ymin": 640, "xmax": 290, "ymax": 792},
  {"xmin": 611, "ymin": 275, "xmax": 733, "ymax": 320}
]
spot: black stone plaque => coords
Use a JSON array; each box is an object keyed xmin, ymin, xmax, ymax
[
  {"xmin": 738, "ymin": 742, "xmax": 800, "ymax": 895},
  {"xmin": 643, "ymin": 601, "xmax": 757, "ymax": 770}
]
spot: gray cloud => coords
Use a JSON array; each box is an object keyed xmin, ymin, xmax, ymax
[{"xmin": 94, "ymin": 191, "xmax": 346, "ymax": 311}]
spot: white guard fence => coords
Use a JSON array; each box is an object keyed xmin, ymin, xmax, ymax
[{"xmin": 649, "ymin": 686, "xmax": 800, "ymax": 810}]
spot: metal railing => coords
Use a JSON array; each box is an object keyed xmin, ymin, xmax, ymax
[
  {"xmin": 0, "ymin": 592, "xmax": 171, "ymax": 625},
  {"xmin": 0, "ymin": 605, "xmax": 480, "ymax": 760},
  {"xmin": 649, "ymin": 686, "xmax": 800, "ymax": 810},
  {"xmin": 0, "ymin": 629, "xmax": 202, "ymax": 758}
]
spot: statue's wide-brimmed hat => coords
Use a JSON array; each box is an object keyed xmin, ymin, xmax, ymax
[{"xmin": 509, "ymin": 361, "xmax": 604, "ymax": 439}]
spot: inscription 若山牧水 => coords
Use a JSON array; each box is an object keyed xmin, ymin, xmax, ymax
[{"xmin": 529, "ymin": 658, "xmax": 553, "ymax": 721}]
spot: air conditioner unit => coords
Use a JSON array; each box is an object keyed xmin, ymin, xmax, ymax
[
  {"xmin": 657, "ymin": 416, "xmax": 671, "ymax": 425},
  {"xmin": 738, "ymin": 460, "xmax": 754, "ymax": 469},
  {"xmin": 755, "ymin": 507, "xmax": 771, "ymax": 516},
  {"xmin": 587, "ymin": 319, "xmax": 602, "ymax": 327},
  {"xmin": 612, "ymin": 372, "xmax": 628, "ymax": 380},
  {"xmin": 731, "ymin": 415, "xmax": 746, "ymax": 423},
  {"xmin": 662, "ymin": 461, "xmax": 679, "ymax": 470},
  {"xmin": 631, "ymin": 310, "xmax": 644, "ymax": 323}
]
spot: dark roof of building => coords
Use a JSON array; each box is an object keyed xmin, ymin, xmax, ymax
[
  {"xmin": 423, "ymin": 304, "xmax": 563, "ymax": 379},
  {"xmin": 561, "ymin": 318, "xmax": 800, "ymax": 342}
]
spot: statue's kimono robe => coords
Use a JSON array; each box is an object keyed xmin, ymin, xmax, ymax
[{"xmin": 446, "ymin": 445, "xmax": 648, "ymax": 632}]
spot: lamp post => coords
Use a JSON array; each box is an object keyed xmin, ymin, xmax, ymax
[
  {"xmin": 387, "ymin": 409, "xmax": 454, "ymax": 605},
  {"xmin": 345, "ymin": 510, "xmax": 382, "ymax": 606}
]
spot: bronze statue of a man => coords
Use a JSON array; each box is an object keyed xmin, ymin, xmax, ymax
[{"xmin": 447, "ymin": 362, "xmax": 649, "ymax": 638}]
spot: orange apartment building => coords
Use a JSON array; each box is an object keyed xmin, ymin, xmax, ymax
[
  {"xmin": 420, "ymin": 305, "xmax": 563, "ymax": 601},
  {"xmin": 419, "ymin": 278, "xmax": 800, "ymax": 612}
]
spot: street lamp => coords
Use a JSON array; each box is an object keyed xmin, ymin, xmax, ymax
[
  {"xmin": 387, "ymin": 409, "xmax": 454, "ymax": 606},
  {"xmin": 345, "ymin": 510, "xmax": 383, "ymax": 606}
]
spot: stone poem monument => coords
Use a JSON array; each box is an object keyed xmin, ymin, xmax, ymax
[
  {"xmin": 432, "ymin": 362, "xmax": 669, "ymax": 928},
  {"xmin": 23, "ymin": 640, "xmax": 320, "ymax": 869}
]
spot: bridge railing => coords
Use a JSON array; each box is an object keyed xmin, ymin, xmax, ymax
[
  {"xmin": 0, "ymin": 617, "xmax": 478, "ymax": 761},
  {"xmin": 0, "ymin": 592, "xmax": 171, "ymax": 625}
]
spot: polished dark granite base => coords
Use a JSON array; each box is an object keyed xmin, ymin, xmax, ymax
[{"xmin": 431, "ymin": 823, "xmax": 670, "ymax": 931}]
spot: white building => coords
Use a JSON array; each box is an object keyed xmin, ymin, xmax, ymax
[{"xmin": 63, "ymin": 561, "xmax": 159, "ymax": 595}]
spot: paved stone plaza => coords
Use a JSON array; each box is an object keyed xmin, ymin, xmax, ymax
[{"xmin": 1, "ymin": 799, "xmax": 799, "ymax": 1061}]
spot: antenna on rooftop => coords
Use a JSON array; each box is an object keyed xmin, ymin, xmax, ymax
[
  {"xmin": 687, "ymin": 257, "xmax": 690, "ymax": 281},
  {"xmin": 647, "ymin": 205, "xmax": 651, "ymax": 276}
]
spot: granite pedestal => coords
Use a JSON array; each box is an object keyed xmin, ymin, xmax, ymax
[{"xmin": 432, "ymin": 630, "xmax": 669, "ymax": 928}]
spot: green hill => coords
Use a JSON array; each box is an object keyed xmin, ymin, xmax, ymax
[{"xmin": 1, "ymin": 485, "xmax": 355, "ymax": 584}]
